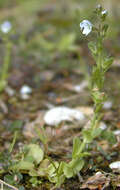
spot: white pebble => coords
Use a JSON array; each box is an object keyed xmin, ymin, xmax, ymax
[
  {"xmin": 113, "ymin": 130, "xmax": 120, "ymax": 136},
  {"xmin": 5, "ymin": 86, "xmax": 15, "ymax": 97},
  {"xmin": 95, "ymin": 171, "xmax": 102, "ymax": 175},
  {"xmin": 73, "ymin": 81, "xmax": 88, "ymax": 93},
  {"xmin": 103, "ymin": 101, "xmax": 112, "ymax": 109},
  {"xmin": 44, "ymin": 106, "xmax": 85, "ymax": 126},
  {"xmin": 109, "ymin": 161, "xmax": 120, "ymax": 172},
  {"xmin": 99, "ymin": 122, "xmax": 107, "ymax": 130}
]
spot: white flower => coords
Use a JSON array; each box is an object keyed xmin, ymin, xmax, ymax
[
  {"xmin": 1, "ymin": 21, "xmax": 12, "ymax": 33},
  {"xmin": 80, "ymin": 20, "xmax": 92, "ymax": 36},
  {"xmin": 20, "ymin": 85, "xmax": 32, "ymax": 95},
  {"xmin": 101, "ymin": 10, "xmax": 108, "ymax": 16},
  {"xmin": 20, "ymin": 85, "xmax": 32, "ymax": 100}
]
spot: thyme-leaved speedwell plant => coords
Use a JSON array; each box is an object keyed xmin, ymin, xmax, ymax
[
  {"xmin": 79, "ymin": 5, "xmax": 113, "ymax": 153},
  {"xmin": 49, "ymin": 4, "xmax": 114, "ymax": 186},
  {"xmin": 0, "ymin": 21, "xmax": 12, "ymax": 93}
]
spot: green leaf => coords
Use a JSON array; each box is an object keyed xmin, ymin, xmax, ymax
[
  {"xmin": 4, "ymin": 174, "xmax": 15, "ymax": 185},
  {"xmin": 37, "ymin": 159, "xmax": 50, "ymax": 176},
  {"xmin": 92, "ymin": 66, "xmax": 104, "ymax": 89},
  {"xmin": 25, "ymin": 144, "xmax": 44, "ymax": 164},
  {"xmin": 63, "ymin": 158, "xmax": 84, "ymax": 178},
  {"xmin": 58, "ymin": 33, "xmax": 76, "ymax": 52},
  {"xmin": 63, "ymin": 163, "xmax": 73, "ymax": 178},
  {"xmin": 10, "ymin": 120, "xmax": 23, "ymax": 132},
  {"xmin": 88, "ymin": 41, "xmax": 97, "ymax": 57},
  {"xmin": 72, "ymin": 137, "xmax": 81, "ymax": 158},
  {"xmin": 29, "ymin": 169, "xmax": 39, "ymax": 177},
  {"xmin": 92, "ymin": 87, "xmax": 105, "ymax": 104},
  {"xmin": 47, "ymin": 162, "xmax": 59, "ymax": 184},
  {"xmin": 35, "ymin": 126, "xmax": 48, "ymax": 145},
  {"xmin": 82, "ymin": 127, "xmax": 102, "ymax": 144},
  {"xmin": 19, "ymin": 186, "xmax": 25, "ymax": 190},
  {"xmin": 29, "ymin": 177, "xmax": 42, "ymax": 187},
  {"xmin": 48, "ymin": 175, "xmax": 58, "ymax": 183},
  {"xmin": 82, "ymin": 129, "xmax": 93, "ymax": 143},
  {"xmin": 58, "ymin": 162, "xmax": 65, "ymax": 175},
  {"xmin": 103, "ymin": 57, "xmax": 113, "ymax": 72},
  {"xmin": 92, "ymin": 128, "xmax": 102, "ymax": 138},
  {"xmin": 47, "ymin": 161, "xmax": 59, "ymax": 176},
  {"xmin": 39, "ymin": 35, "xmax": 55, "ymax": 51},
  {"xmin": 11, "ymin": 160, "xmax": 34, "ymax": 171},
  {"xmin": 102, "ymin": 24, "xmax": 109, "ymax": 34},
  {"xmin": 69, "ymin": 158, "xmax": 85, "ymax": 174},
  {"xmin": 77, "ymin": 152, "xmax": 91, "ymax": 157},
  {"xmin": 101, "ymin": 130, "xmax": 117, "ymax": 145},
  {"xmin": 55, "ymin": 174, "xmax": 66, "ymax": 188}
]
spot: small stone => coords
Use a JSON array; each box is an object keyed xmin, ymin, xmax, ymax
[
  {"xmin": 5, "ymin": 86, "xmax": 15, "ymax": 96},
  {"xmin": 44, "ymin": 106, "xmax": 85, "ymax": 126},
  {"xmin": 99, "ymin": 122, "xmax": 107, "ymax": 130},
  {"xmin": 113, "ymin": 130, "xmax": 120, "ymax": 136},
  {"xmin": 109, "ymin": 161, "xmax": 120, "ymax": 172},
  {"xmin": 77, "ymin": 106, "xmax": 93, "ymax": 117},
  {"xmin": 95, "ymin": 171, "xmax": 103, "ymax": 176},
  {"xmin": 103, "ymin": 101, "xmax": 112, "ymax": 109},
  {"xmin": 73, "ymin": 81, "xmax": 88, "ymax": 93}
]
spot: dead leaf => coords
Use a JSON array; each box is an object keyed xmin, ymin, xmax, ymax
[
  {"xmin": 81, "ymin": 172, "xmax": 110, "ymax": 190},
  {"xmin": 23, "ymin": 111, "xmax": 45, "ymax": 138}
]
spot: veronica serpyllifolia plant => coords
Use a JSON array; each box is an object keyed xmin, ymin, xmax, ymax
[
  {"xmin": 0, "ymin": 20, "xmax": 12, "ymax": 92},
  {"xmin": 44, "ymin": 5, "xmax": 114, "ymax": 187},
  {"xmin": 79, "ymin": 5, "xmax": 113, "ymax": 152},
  {"xmin": 46, "ymin": 5, "xmax": 113, "ymax": 187}
]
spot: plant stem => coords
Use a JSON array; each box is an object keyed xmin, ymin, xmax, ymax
[
  {"xmin": 0, "ymin": 41, "xmax": 12, "ymax": 92},
  {"xmin": 9, "ymin": 131, "xmax": 18, "ymax": 154},
  {"xmin": 79, "ymin": 139, "xmax": 87, "ymax": 153}
]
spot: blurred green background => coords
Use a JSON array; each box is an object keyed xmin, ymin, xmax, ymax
[{"xmin": 0, "ymin": 0, "xmax": 120, "ymax": 71}]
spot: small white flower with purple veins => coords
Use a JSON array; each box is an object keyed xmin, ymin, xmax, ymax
[
  {"xmin": 20, "ymin": 85, "xmax": 32, "ymax": 100},
  {"xmin": 20, "ymin": 85, "xmax": 32, "ymax": 95},
  {"xmin": 80, "ymin": 20, "xmax": 92, "ymax": 36},
  {"xmin": 1, "ymin": 21, "xmax": 12, "ymax": 33},
  {"xmin": 101, "ymin": 10, "xmax": 108, "ymax": 16}
]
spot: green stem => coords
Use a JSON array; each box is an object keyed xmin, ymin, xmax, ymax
[
  {"xmin": 0, "ymin": 41, "xmax": 12, "ymax": 92},
  {"xmin": 9, "ymin": 131, "xmax": 18, "ymax": 154},
  {"xmin": 79, "ymin": 139, "xmax": 87, "ymax": 154}
]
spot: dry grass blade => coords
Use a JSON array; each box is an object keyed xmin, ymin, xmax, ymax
[{"xmin": 0, "ymin": 179, "xmax": 18, "ymax": 190}]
